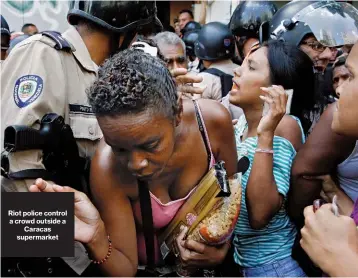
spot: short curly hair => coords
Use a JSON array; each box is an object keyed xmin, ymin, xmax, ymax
[{"xmin": 87, "ymin": 48, "xmax": 179, "ymax": 120}]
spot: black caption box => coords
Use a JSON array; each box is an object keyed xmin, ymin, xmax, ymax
[{"xmin": 1, "ymin": 192, "xmax": 74, "ymax": 257}]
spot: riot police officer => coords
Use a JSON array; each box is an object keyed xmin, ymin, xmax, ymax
[
  {"xmin": 194, "ymin": 22, "xmax": 237, "ymax": 100},
  {"xmin": 2, "ymin": 1, "xmax": 162, "ymax": 191},
  {"xmin": 182, "ymin": 23, "xmax": 201, "ymax": 74},
  {"xmin": 180, "ymin": 20, "xmax": 201, "ymax": 37},
  {"xmin": 265, "ymin": 0, "xmax": 358, "ymax": 133},
  {"xmin": 266, "ymin": 0, "xmax": 358, "ymax": 73},
  {"xmin": 1, "ymin": 1, "xmax": 161, "ymax": 276},
  {"xmin": 229, "ymin": 1, "xmax": 277, "ymax": 61}
]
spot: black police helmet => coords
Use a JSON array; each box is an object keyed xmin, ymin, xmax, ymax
[
  {"xmin": 181, "ymin": 21, "xmax": 201, "ymax": 36},
  {"xmin": 265, "ymin": 1, "xmax": 314, "ymax": 46},
  {"xmin": 229, "ymin": 1, "xmax": 277, "ymax": 38},
  {"xmin": 1, "ymin": 15, "xmax": 10, "ymax": 36},
  {"xmin": 266, "ymin": 0, "xmax": 358, "ymax": 47},
  {"xmin": 195, "ymin": 22, "xmax": 235, "ymax": 61},
  {"xmin": 67, "ymin": 1, "xmax": 161, "ymax": 34},
  {"xmin": 182, "ymin": 29, "xmax": 199, "ymax": 57}
]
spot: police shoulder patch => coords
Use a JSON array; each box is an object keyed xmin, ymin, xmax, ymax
[{"xmin": 13, "ymin": 75, "xmax": 43, "ymax": 108}]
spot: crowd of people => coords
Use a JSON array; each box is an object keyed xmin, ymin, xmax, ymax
[{"xmin": 1, "ymin": 0, "xmax": 358, "ymax": 277}]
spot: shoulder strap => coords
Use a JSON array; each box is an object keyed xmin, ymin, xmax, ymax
[
  {"xmin": 202, "ymin": 68, "xmax": 233, "ymax": 98},
  {"xmin": 138, "ymin": 179, "xmax": 156, "ymax": 269},
  {"xmin": 193, "ymin": 100, "xmax": 213, "ymax": 168},
  {"xmin": 41, "ymin": 31, "xmax": 72, "ymax": 51},
  {"xmin": 288, "ymin": 115, "xmax": 306, "ymax": 143},
  {"xmin": 202, "ymin": 67, "xmax": 227, "ymax": 77}
]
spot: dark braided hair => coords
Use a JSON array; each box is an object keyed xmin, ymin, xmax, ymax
[{"xmin": 87, "ymin": 48, "xmax": 179, "ymax": 120}]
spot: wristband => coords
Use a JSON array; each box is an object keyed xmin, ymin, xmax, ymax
[{"xmin": 255, "ymin": 148, "xmax": 274, "ymax": 154}]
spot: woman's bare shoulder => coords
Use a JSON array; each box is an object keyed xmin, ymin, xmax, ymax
[
  {"xmin": 90, "ymin": 139, "xmax": 138, "ymax": 200},
  {"xmin": 276, "ymin": 115, "xmax": 303, "ymax": 150},
  {"xmin": 183, "ymin": 98, "xmax": 232, "ymax": 130}
]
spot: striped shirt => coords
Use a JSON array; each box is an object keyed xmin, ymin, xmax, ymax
[{"xmin": 233, "ymin": 115, "xmax": 305, "ymax": 268}]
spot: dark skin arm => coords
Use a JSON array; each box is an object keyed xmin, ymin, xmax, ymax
[
  {"xmin": 246, "ymin": 115, "xmax": 303, "ymax": 230},
  {"xmin": 175, "ymin": 99, "xmax": 238, "ymax": 268},
  {"xmin": 87, "ymin": 140, "xmax": 138, "ymax": 277},
  {"xmin": 288, "ymin": 103, "xmax": 356, "ymax": 226}
]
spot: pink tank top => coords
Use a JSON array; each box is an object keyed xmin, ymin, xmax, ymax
[{"xmin": 132, "ymin": 100, "xmax": 215, "ymax": 265}]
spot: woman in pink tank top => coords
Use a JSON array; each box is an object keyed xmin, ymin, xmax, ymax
[{"xmin": 31, "ymin": 49, "xmax": 238, "ymax": 276}]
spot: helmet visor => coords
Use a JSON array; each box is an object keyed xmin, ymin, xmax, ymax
[{"xmin": 295, "ymin": 1, "xmax": 358, "ymax": 47}]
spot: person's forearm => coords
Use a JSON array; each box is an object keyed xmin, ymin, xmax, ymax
[
  {"xmin": 326, "ymin": 249, "xmax": 358, "ymax": 277},
  {"xmin": 86, "ymin": 221, "xmax": 137, "ymax": 277},
  {"xmin": 246, "ymin": 133, "xmax": 281, "ymax": 229},
  {"xmin": 198, "ymin": 1, "xmax": 207, "ymax": 25},
  {"xmin": 288, "ymin": 176, "xmax": 322, "ymax": 226}
]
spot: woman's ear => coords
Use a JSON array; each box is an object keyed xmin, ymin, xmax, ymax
[{"xmin": 175, "ymin": 97, "xmax": 183, "ymax": 127}]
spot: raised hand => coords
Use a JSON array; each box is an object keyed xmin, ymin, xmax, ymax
[
  {"xmin": 257, "ymin": 85, "xmax": 288, "ymax": 136},
  {"xmin": 171, "ymin": 68, "xmax": 205, "ymax": 97},
  {"xmin": 30, "ymin": 179, "xmax": 103, "ymax": 244}
]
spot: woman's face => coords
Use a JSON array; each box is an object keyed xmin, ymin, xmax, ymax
[
  {"xmin": 98, "ymin": 111, "xmax": 177, "ymax": 180},
  {"xmin": 332, "ymin": 65, "xmax": 350, "ymax": 93},
  {"xmin": 332, "ymin": 43, "xmax": 358, "ymax": 138},
  {"xmin": 229, "ymin": 47, "xmax": 271, "ymax": 108}
]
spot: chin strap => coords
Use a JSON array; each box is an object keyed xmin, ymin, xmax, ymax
[
  {"xmin": 119, "ymin": 30, "xmax": 137, "ymax": 51},
  {"xmin": 236, "ymin": 36, "xmax": 247, "ymax": 60}
]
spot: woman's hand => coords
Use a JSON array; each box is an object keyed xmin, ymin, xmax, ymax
[
  {"xmin": 174, "ymin": 226, "xmax": 230, "ymax": 269},
  {"xmin": 171, "ymin": 68, "xmax": 204, "ymax": 97},
  {"xmin": 257, "ymin": 85, "xmax": 288, "ymax": 136},
  {"xmin": 300, "ymin": 204, "xmax": 358, "ymax": 276},
  {"xmin": 29, "ymin": 179, "xmax": 103, "ymax": 244}
]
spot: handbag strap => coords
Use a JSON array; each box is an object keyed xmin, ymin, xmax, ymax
[{"xmin": 138, "ymin": 179, "xmax": 156, "ymax": 269}]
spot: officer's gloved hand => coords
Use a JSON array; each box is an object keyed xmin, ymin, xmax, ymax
[
  {"xmin": 171, "ymin": 68, "xmax": 205, "ymax": 98},
  {"xmin": 29, "ymin": 179, "xmax": 103, "ymax": 245}
]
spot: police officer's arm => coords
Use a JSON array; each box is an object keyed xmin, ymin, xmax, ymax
[
  {"xmin": 87, "ymin": 141, "xmax": 138, "ymax": 276},
  {"xmin": 289, "ymin": 104, "xmax": 356, "ymax": 226},
  {"xmin": 1, "ymin": 38, "xmax": 66, "ymax": 190}
]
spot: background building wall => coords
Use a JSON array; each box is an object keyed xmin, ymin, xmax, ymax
[{"xmin": 2, "ymin": 0, "xmax": 70, "ymax": 33}]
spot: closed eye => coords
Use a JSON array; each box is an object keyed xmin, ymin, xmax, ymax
[
  {"xmin": 248, "ymin": 60, "xmax": 255, "ymax": 71},
  {"xmin": 112, "ymin": 147, "xmax": 127, "ymax": 155},
  {"xmin": 142, "ymin": 141, "xmax": 160, "ymax": 152}
]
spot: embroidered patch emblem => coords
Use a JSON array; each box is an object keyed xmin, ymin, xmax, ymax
[
  {"xmin": 224, "ymin": 39, "xmax": 231, "ymax": 47},
  {"xmin": 13, "ymin": 75, "xmax": 43, "ymax": 108}
]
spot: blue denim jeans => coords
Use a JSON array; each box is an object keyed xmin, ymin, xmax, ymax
[{"xmin": 241, "ymin": 256, "xmax": 307, "ymax": 277}]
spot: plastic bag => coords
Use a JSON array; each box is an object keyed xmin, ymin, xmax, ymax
[{"xmin": 187, "ymin": 172, "xmax": 241, "ymax": 245}]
